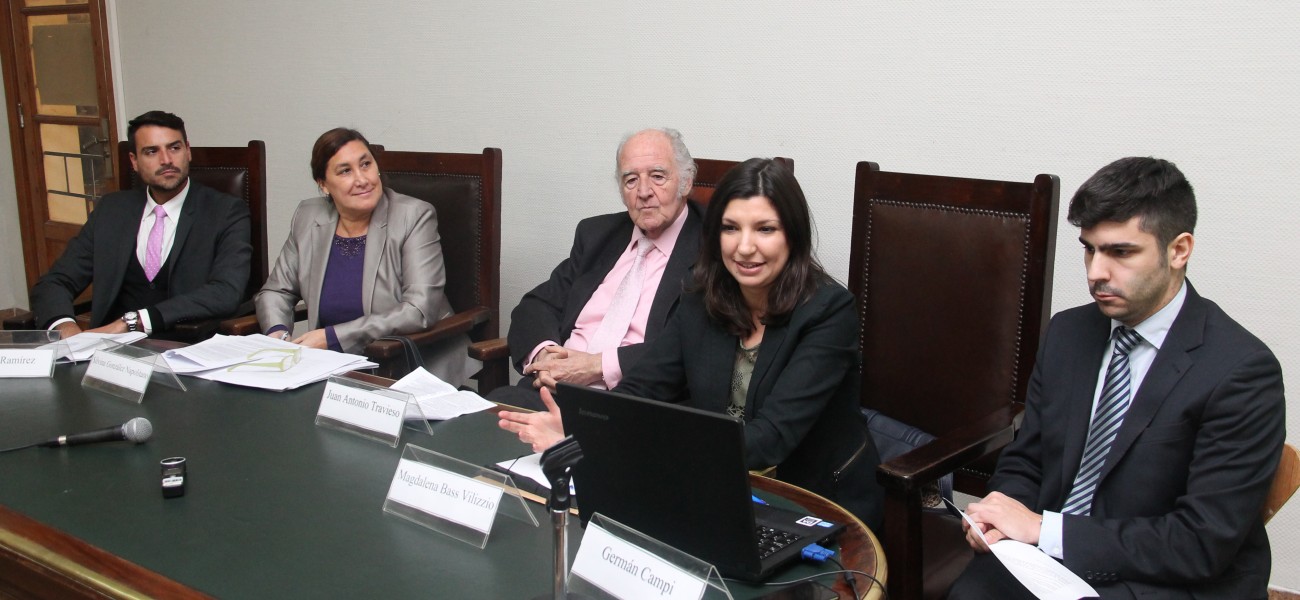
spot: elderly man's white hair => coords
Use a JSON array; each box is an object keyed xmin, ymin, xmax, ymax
[{"xmin": 613, "ymin": 128, "xmax": 697, "ymax": 196}]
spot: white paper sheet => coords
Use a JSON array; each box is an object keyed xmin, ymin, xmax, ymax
[
  {"xmin": 947, "ymin": 498, "xmax": 1098, "ymax": 600},
  {"xmin": 391, "ymin": 367, "xmax": 495, "ymax": 420},
  {"xmin": 162, "ymin": 334, "xmax": 274, "ymax": 373},
  {"xmin": 186, "ymin": 335, "xmax": 376, "ymax": 391}
]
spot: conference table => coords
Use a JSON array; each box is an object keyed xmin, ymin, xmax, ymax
[{"xmin": 0, "ymin": 352, "xmax": 884, "ymax": 599}]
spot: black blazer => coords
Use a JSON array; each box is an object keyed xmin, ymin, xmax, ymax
[
  {"xmin": 30, "ymin": 180, "xmax": 252, "ymax": 331},
  {"xmin": 614, "ymin": 281, "xmax": 883, "ymax": 529},
  {"xmin": 506, "ymin": 203, "xmax": 703, "ymax": 373},
  {"xmin": 992, "ymin": 282, "xmax": 1285, "ymax": 597}
]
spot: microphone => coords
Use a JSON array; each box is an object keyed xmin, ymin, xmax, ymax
[{"xmin": 40, "ymin": 417, "xmax": 153, "ymax": 447}]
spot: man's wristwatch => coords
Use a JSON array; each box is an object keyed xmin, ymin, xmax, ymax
[{"xmin": 122, "ymin": 311, "xmax": 139, "ymax": 333}]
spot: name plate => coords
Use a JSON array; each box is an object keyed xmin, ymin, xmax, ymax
[
  {"xmin": 85, "ymin": 350, "xmax": 153, "ymax": 393},
  {"xmin": 0, "ymin": 349, "xmax": 55, "ymax": 378},
  {"xmin": 385, "ymin": 458, "xmax": 504, "ymax": 535},
  {"xmin": 572, "ymin": 522, "xmax": 708, "ymax": 600},
  {"xmin": 316, "ymin": 381, "xmax": 407, "ymax": 440}
]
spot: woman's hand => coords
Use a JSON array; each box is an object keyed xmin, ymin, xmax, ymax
[
  {"xmin": 292, "ymin": 329, "xmax": 329, "ymax": 349},
  {"xmin": 497, "ymin": 387, "xmax": 566, "ymax": 452}
]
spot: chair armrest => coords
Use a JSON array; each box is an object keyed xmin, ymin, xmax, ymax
[
  {"xmin": 468, "ymin": 337, "xmax": 509, "ymax": 362},
  {"xmin": 220, "ymin": 314, "xmax": 262, "ymax": 336},
  {"xmin": 364, "ymin": 307, "xmax": 491, "ymax": 361},
  {"xmin": 1, "ymin": 308, "xmax": 36, "ymax": 330},
  {"xmin": 220, "ymin": 303, "xmax": 307, "ymax": 336},
  {"xmin": 876, "ymin": 403, "xmax": 1022, "ymax": 492}
]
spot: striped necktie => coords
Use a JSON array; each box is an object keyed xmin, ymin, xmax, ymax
[{"xmin": 1061, "ymin": 326, "xmax": 1144, "ymax": 516}]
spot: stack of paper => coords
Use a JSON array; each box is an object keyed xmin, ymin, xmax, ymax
[
  {"xmin": 391, "ymin": 367, "xmax": 495, "ymax": 420},
  {"xmin": 174, "ymin": 334, "xmax": 378, "ymax": 391}
]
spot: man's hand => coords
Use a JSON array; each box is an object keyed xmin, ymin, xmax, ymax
[
  {"xmin": 292, "ymin": 329, "xmax": 329, "ymax": 350},
  {"xmin": 963, "ymin": 492, "xmax": 1042, "ymax": 550},
  {"xmin": 524, "ymin": 347, "xmax": 603, "ymax": 392},
  {"xmin": 497, "ymin": 387, "xmax": 565, "ymax": 452},
  {"xmin": 54, "ymin": 321, "xmax": 83, "ymax": 340},
  {"xmin": 85, "ymin": 319, "xmax": 128, "ymax": 335}
]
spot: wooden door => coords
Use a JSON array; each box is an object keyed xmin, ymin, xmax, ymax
[{"xmin": 1, "ymin": 0, "xmax": 118, "ymax": 289}]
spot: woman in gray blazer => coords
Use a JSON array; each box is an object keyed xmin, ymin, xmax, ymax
[{"xmin": 255, "ymin": 128, "xmax": 473, "ymax": 385}]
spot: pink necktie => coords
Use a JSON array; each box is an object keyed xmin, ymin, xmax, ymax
[
  {"xmin": 588, "ymin": 238, "xmax": 655, "ymax": 354},
  {"xmin": 144, "ymin": 205, "xmax": 167, "ymax": 281}
]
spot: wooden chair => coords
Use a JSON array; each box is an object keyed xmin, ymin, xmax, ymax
[
  {"xmin": 226, "ymin": 147, "xmax": 504, "ymax": 386},
  {"xmin": 471, "ymin": 156, "xmax": 793, "ymax": 396},
  {"xmin": 1263, "ymin": 442, "xmax": 1300, "ymax": 524},
  {"xmin": 847, "ymin": 162, "xmax": 1059, "ymax": 600},
  {"xmin": 2, "ymin": 141, "xmax": 267, "ymax": 341}
]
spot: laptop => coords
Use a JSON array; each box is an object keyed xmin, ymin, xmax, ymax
[{"xmin": 555, "ymin": 383, "xmax": 846, "ymax": 582}]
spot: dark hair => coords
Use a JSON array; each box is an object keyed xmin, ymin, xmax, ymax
[
  {"xmin": 126, "ymin": 111, "xmax": 186, "ymax": 153},
  {"xmin": 1068, "ymin": 157, "xmax": 1196, "ymax": 249},
  {"xmin": 693, "ymin": 158, "xmax": 827, "ymax": 337},
  {"xmin": 310, "ymin": 128, "xmax": 374, "ymax": 183}
]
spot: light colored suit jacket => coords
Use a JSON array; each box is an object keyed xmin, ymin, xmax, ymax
[{"xmin": 255, "ymin": 189, "xmax": 454, "ymax": 355}]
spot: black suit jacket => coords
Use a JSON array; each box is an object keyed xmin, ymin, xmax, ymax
[
  {"xmin": 991, "ymin": 282, "xmax": 1285, "ymax": 598},
  {"xmin": 613, "ymin": 281, "xmax": 883, "ymax": 529},
  {"xmin": 506, "ymin": 203, "xmax": 703, "ymax": 374},
  {"xmin": 30, "ymin": 180, "xmax": 252, "ymax": 331}
]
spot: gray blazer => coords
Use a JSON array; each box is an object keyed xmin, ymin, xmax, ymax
[{"xmin": 255, "ymin": 189, "xmax": 454, "ymax": 355}]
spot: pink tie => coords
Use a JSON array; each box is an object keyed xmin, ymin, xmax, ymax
[
  {"xmin": 144, "ymin": 205, "xmax": 167, "ymax": 281},
  {"xmin": 588, "ymin": 237, "xmax": 655, "ymax": 354}
]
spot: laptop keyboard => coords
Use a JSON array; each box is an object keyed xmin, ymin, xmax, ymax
[{"xmin": 756, "ymin": 525, "xmax": 801, "ymax": 559}]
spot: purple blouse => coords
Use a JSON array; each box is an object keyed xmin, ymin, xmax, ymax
[{"xmin": 318, "ymin": 234, "xmax": 366, "ymax": 352}]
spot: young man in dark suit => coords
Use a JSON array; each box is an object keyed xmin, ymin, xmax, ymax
[
  {"xmin": 949, "ymin": 157, "xmax": 1285, "ymax": 599},
  {"xmin": 30, "ymin": 111, "xmax": 251, "ymax": 340},
  {"xmin": 488, "ymin": 128, "xmax": 702, "ymax": 410}
]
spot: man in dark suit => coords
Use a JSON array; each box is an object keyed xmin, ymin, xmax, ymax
[
  {"xmin": 488, "ymin": 128, "xmax": 702, "ymax": 410},
  {"xmin": 950, "ymin": 157, "xmax": 1285, "ymax": 599},
  {"xmin": 30, "ymin": 111, "xmax": 251, "ymax": 341}
]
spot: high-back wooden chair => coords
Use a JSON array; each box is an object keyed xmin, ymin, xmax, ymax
[
  {"xmin": 685, "ymin": 157, "xmax": 793, "ymax": 206},
  {"xmin": 118, "ymin": 140, "xmax": 269, "ymax": 305},
  {"xmin": 366, "ymin": 147, "xmax": 504, "ymax": 384},
  {"xmin": 473, "ymin": 156, "xmax": 793, "ymax": 396},
  {"xmin": 848, "ymin": 161, "xmax": 1059, "ymax": 600}
]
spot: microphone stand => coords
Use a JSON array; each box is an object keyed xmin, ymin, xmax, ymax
[{"xmin": 531, "ymin": 436, "xmax": 588, "ymax": 600}]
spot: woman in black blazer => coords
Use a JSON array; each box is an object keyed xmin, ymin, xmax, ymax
[{"xmin": 500, "ymin": 158, "xmax": 882, "ymax": 529}]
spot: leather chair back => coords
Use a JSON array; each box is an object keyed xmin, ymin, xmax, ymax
[
  {"xmin": 117, "ymin": 140, "xmax": 268, "ymax": 302},
  {"xmin": 686, "ymin": 157, "xmax": 794, "ymax": 206},
  {"xmin": 372, "ymin": 147, "xmax": 503, "ymax": 342},
  {"xmin": 849, "ymin": 161, "xmax": 1060, "ymax": 599}
]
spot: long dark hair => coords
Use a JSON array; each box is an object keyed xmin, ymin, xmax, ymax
[{"xmin": 693, "ymin": 158, "xmax": 828, "ymax": 337}]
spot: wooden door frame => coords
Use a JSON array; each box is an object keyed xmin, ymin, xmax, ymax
[{"xmin": 0, "ymin": 0, "xmax": 119, "ymax": 289}]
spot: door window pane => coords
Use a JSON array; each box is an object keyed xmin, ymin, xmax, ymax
[
  {"xmin": 28, "ymin": 13, "xmax": 98, "ymax": 117},
  {"xmin": 41, "ymin": 123, "xmax": 109, "ymax": 225}
]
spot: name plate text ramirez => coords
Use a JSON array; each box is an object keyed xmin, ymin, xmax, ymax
[
  {"xmin": 0, "ymin": 349, "xmax": 55, "ymax": 378},
  {"xmin": 85, "ymin": 350, "xmax": 152, "ymax": 393},
  {"xmin": 571, "ymin": 522, "xmax": 707, "ymax": 600},
  {"xmin": 385, "ymin": 458, "xmax": 504, "ymax": 534},
  {"xmin": 316, "ymin": 381, "xmax": 407, "ymax": 439}
]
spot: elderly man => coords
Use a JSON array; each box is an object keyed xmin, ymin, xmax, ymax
[
  {"xmin": 488, "ymin": 128, "xmax": 703, "ymax": 410},
  {"xmin": 950, "ymin": 157, "xmax": 1285, "ymax": 599},
  {"xmin": 30, "ymin": 111, "xmax": 251, "ymax": 340}
]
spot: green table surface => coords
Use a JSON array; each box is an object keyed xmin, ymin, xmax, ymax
[{"xmin": 0, "ymin": 362, "xmax": 880, "ymax": 599}]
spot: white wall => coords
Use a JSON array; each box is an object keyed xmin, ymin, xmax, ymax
[{"xmin": 104, "ymin": 0, "xmax": 1300, "ymax": 588}]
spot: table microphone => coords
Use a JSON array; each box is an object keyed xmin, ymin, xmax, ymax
[{"xmin": 39, "ymin": 417, "xmax": 153, "ymax": 447}]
